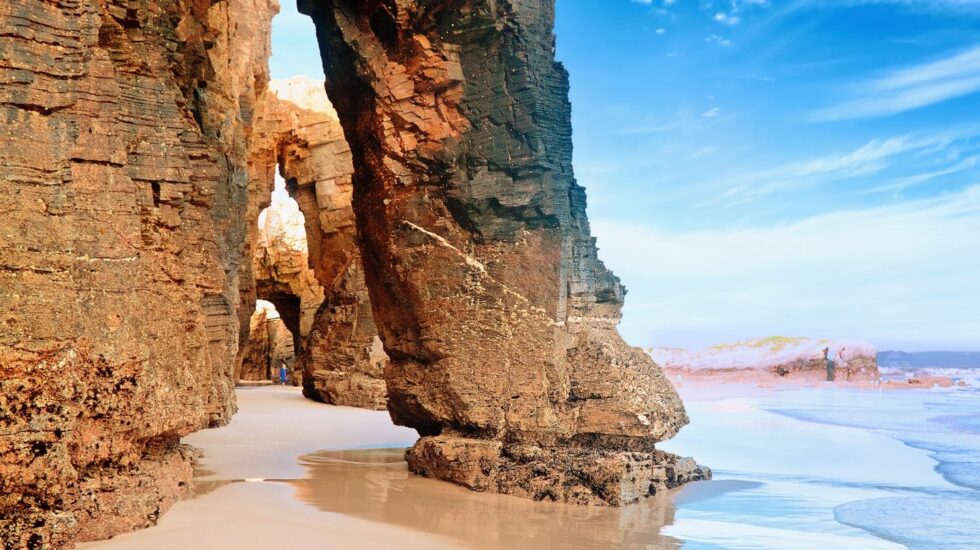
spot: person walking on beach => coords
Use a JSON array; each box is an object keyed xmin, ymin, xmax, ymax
[{"xmin": 278, "ymin": 360, "xmax": 288, "ymax": 386}]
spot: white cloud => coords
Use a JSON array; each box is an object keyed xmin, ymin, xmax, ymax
[
  {"xmin": 835, "ymin": 0, "xmax": 980, "ymax": 13},
  {"xmin": 656, "ymin": 27, "xmax": 667, "ymax": 35},
  {"xmin": 863, "ymin": 156, "xmax": 979, "ymax": 195},
  {"xmin": 594, "ymin": 186, "xmax": 980, "ymax": 351},
  {"xmin": 811, "ymin": 45, "xmax": 980, "ymax": 121},
  {"xmin": 713, "ymin": 11, "xmax": 741, "ymax": 25},
  {"xmin": 706, "ymin": 34, "xmax": 734, "ymax": 47}
]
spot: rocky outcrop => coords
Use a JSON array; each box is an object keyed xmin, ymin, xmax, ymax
[
  {"xmin": 651, "ymin": 337, "xmax": 881, "ymax": 385},
  {"xmin": 0, "ymin": 0, "xmax": 277, "ymax": 546},
  {"xmin": 248, "ymin": 76, "xmax": 387, "ymax": 410},
  {"xmin": 300, "ymin": 0, "xmax": 706, "ymax": 505}
]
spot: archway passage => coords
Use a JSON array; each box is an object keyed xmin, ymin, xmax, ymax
[
  {"xmin": 239, "ymin": 166, "xmax": 324, "ymax": 386},
  {"xmin": 239, "ymin": 300, "xmax": 298, "ymax": 382},
  {"xmin": 257, "ymin": 288, "xmax": 302, "ymax": 361},
  {"xmin": 247, "ymin": 78, "xmax": 388, "ymax": 410}
]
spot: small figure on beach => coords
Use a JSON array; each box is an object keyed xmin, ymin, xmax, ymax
[{"xmin": 278, "ymin": 360, "xmax": 288, "ymax": 386}]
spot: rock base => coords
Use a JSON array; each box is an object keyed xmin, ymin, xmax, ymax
[
  {"xmin": 74, "ymin": 444, "xmax": 196, "ymax": 543},
  {"xmin": 406, "ymin": 435, "xmax": 711, "ymax": 506},
  {"xmin": 1, "ymin": 442, "xmax": 195, "ymax": 549},
  {"xmin": 303, "ymin": 371, "xmax": 387, "ymax": 411}
]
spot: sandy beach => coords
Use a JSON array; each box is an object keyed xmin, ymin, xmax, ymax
[{"xmin": 75, "ymin": 384, "xmax": 980, "ymax": 549}]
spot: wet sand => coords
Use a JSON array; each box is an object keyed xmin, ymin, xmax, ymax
[
  {"xmin": 78, "ymin": 387, "xmax": 726, "ymax": 549},
  {"xmin": 80, "ymin": 385, "xmax": 960, "ymax": 549},
  {"xmin": 78, "ymin": 387, "xmax": 462, "ymax": 549}
]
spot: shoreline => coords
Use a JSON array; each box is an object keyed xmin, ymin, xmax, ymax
[
  {"xmin": 81, "ymin": 385, "xmax": 973, "ymax": 549},
  {"xmin": 664, "ymin": 369, "xmax": 971, "ymax": 391}
]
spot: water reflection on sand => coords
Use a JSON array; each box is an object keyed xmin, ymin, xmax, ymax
[{"xmin": 288, "ymin": 448, "xmax": 747, "ymax": 550}]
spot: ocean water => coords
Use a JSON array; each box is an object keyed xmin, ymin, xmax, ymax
[{"xmin": 661, "ymin": 383, "xmax": 980, "ymax": 549}]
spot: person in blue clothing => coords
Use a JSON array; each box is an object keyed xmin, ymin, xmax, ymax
[{"xmin": 278, "ymin": 360, "xmax": 288, "ymax": 386}]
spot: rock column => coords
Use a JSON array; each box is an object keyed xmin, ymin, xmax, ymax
[{"xmin": 300, "ymin": 0, "xmax": 708, "ymax": 505}]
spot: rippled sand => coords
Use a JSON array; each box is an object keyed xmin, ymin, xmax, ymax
[{"xmin": 81, "ymin": 385, "xmax": 977, "ymax": 549}]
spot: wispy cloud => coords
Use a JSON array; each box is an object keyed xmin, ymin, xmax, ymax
[
  {"xmin": 713, "ymin": 12, "xmax": 742, "ymax": 25},
  {"xmin": 701, "ymin": 107, "xmax": 722, "ymax": 118},
  {"xmin": 811, "ymin": 45, "xmax": 980, "ymax": 121},
  {"xmin": 836, "ymin": 0, "xmax": 980, "ymax": 14},
  {"xmin": 594, "ymin": 186, "xmax": 980, "ymax": 350},
  {"xmin": 863, "ymin": 155, "xmax": 979, "ymax": 195},
  {"xmin": 702, "ymin": 128, "xmax": 980, "ymax": 206}
]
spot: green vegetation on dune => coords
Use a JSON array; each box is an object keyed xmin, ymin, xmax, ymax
[{"xmin": 710, "ymin": 336, "xmax": 809, "ymax": 352}]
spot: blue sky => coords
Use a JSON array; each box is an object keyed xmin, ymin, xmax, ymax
[{"xmin": 270, "ymin": 1, "xmax": 980, "ymax": 351}]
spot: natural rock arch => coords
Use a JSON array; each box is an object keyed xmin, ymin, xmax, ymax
[
  {"xmin": 248, "ymin": 77, "xmax": 388, "ymax": 409},
  {"xmin": 239, "ymin": 300, "xmax": 298, "ymax": 382},
  {"xmin": 0, "ymin": 0, "xmax": 705, "ymax": 547}
]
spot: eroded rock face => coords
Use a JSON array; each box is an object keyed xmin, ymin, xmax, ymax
[
  {"xmin": 301, "ymin": 0, "xmax": 706, "ymax": 504},
  {"xmin": 651, "ymin": 337, "xmax": 881, "ymax": 386},
  {"xmin": 4, "ymin": 2, "xmax": 705, "ymax": 544},
  {"xmin": 248, "ymin": 76, "xmax": 387, "ymax": 410},
  {"xmin": 0, "ymin": 0, "xmax": 277, "ymax": 546}
]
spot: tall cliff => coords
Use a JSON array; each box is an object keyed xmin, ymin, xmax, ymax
[
  {"xmin": 300, "ymin": 0, "xmax": 707, "ymax": 505},
  {"xmin": 0, "ymin": 0, "xmax": 277, "ymax": 546}
]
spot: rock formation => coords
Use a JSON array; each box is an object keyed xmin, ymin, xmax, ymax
[
  {"xmin": 239, "ymin": 177, "xmax": 324, "ymax": 384},
  {"xmin": 2, "ymin": 0, "xmax": 707, "ymax": 545},
  {"xmin": 239, "ymin": 301, "xmax": 299, "ymax": 382},
  {"xmin": 0, "ymin": 0, "xmax": 277, "ymax": 546},
  {"xmin": 651, "ymin": 337, "xmax": 881, "ymax": 385},
  {"xmin": 249, "ymin": 76, "xmax": 387, "ymax": 409},
  {"xmin": 300, "ymin": 0, "xmax": 708, "ymax": 505}
]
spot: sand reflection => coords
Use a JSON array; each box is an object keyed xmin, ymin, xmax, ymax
[{"xmin": 289, "ymin": 448, "xmax": 687, "ymax": 549}]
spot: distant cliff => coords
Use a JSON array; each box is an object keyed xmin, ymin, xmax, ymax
[{"xmin": 650, "ymin": 337, "xmax": 880, "ymax": 385}]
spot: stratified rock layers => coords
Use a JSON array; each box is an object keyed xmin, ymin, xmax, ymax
[
  {"xmin": 249, "ymin": 77, "xmax": 387, "ymax": 409},
  {"xmin": 302, "ymin": 0, "xmax": 707, "ymax": 505},
  {"xmin": 0, "ymin": 0, "xmax": 277, "ymax": 546}
]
